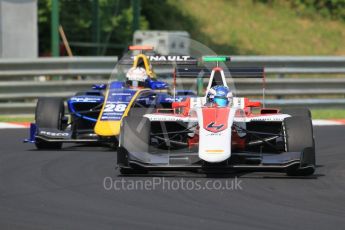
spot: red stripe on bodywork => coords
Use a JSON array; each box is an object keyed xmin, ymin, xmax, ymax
[{"xmin": 202, "ymin": 107, "xmax": 230, "ymax": 133}]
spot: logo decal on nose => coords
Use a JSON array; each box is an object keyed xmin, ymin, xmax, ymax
[
  {"xmin": 207, "ymin": 122, "xmax": 224, "ymax": 131},
  {"xmin": 202, "ymin": 107, "xmax": 230, "ymax": 133}
]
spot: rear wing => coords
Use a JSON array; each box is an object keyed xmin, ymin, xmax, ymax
[
  {"xmin": 118, "ymin": 55, "xmax": 198, "ymax": 65},
  {"xmin": 119, "ymin": 45, "xmax": 198, "ymax": 65},
  {"xmin": 173, "ymin": 65, "xmax": 266, "ymax": 107},
  {"xmin": 128, "ymin": 45, "xmax": 154, "ymax": 51},
  {"xmin": 175, "ymin": 66, "xmax": 265, "ymax": 78}
]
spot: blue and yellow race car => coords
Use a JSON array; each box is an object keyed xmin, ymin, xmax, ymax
[{"xmin": 25, "ymin": 45, "xmax": 196, "ymax": 149}]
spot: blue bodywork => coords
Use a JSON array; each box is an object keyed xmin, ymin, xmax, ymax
[
  {"xmin": 25, "ymin": 78, "xmax": 196, "ymax": 144},
  {"xmin": 68, "ymin": 95, "xmax": 104, "ymax": 122},
  {"xmin": 100, "ymin": 85, "xmax": 137, "ymax": 121},
  {"xmin": 145, "ymin": 78, "xmax": 169, "ymax": 90},
  {"xmin": 67, "ymin": 79, "xmax": 172, "ymax": 123},
  {"xmin": 24, "ymin": 123, "xmax": 37, "ymax": 143}
]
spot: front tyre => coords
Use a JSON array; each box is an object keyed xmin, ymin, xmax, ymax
[
  {"xmin": 35, "ymin": 97, "xmax": 65, "ymax": 149},
  {"xmin": 283, "ymin": 116, "xmax": 315, "ymax": 176}
]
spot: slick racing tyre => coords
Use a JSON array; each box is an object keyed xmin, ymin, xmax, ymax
[
  {"xmin": 283, "ymin": 116, "xmax": 315, "ymax": 176},
  {"xmin": 35, "ymin": 97, "xmax": 65, "ymax": 149},
  {"xmin": 281, "ymin": 108, "xmax": 311, "ymax": 118}
]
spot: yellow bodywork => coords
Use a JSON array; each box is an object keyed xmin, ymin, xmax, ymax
[
  {"xmin": 94, "ymin": 52, "xmax": 156, "ymax": 137},
  {"xmin": 133, "ymin": 54, "xmax": 156, "ymax": 78},
  {"xmin": 94, "ymin": 89, "xmax": 149, "ymax": 136}
]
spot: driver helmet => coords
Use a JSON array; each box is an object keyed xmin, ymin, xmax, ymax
[
  {"xmin": 126, "ymin": 67, "xmax": 148, "ymax": 87},
  {"xmin": 207, "ymin": 85, "xmax": 233, "ymax": 107}
]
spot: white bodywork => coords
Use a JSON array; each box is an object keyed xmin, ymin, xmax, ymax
[
  {"xmin": 195, "ymin": 107, "xmax": 237, "ymax": 162},
  {"xmin": 143, "ymin": 96, "xmax": 290, "ymax": 163},
  {"xmin": 144, "ymin": 96, "xmax": 290, "ymax": 123},
  {"xmin": 144, "ymin": 113, "xmax": 289, "ymax": 123}
]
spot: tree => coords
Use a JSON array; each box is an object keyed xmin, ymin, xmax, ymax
[{"xmin": 38, "ymin": 0, "xmax": 149, "ymax": 56}]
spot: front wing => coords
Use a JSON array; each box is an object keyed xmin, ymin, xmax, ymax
[{"xmin": 118, "ymin": 147, "xmax": 315, "ymax": 171}]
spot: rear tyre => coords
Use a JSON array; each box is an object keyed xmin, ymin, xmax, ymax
[
  {"xmin": 35, "ymin": 97, "xmax": 65, "ymax": 149},
  {"xmin": 281, "ymin": 108, "xmax": 311, "ymax": 118},
  {"xmin": 117, "ymin": 116, "xmax": 151, "ymax": 175},
  {"xmin": 283, "ymin": 116, "xmax": 315, "ymax": 176}
]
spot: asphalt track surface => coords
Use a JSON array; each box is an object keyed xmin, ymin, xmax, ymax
[{"xmin": 0, "ymin": 127, "xmax": 344, "ymax": 230}]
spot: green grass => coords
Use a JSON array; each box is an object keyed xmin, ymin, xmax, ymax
[
  {"xmin": 311, "ymin": 109, "xmax": 345, "ymax": 119},
  {"xmin": 166, "ymin": 0, "xmax": 345, "ymax": 55},
  {"xmin": 0, "ymin": 116, "xmax": 34, "ymax": 122}
]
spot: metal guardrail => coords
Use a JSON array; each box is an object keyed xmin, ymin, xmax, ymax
[
  {"xmin": 2, "ymin": 78, "xmax": 345, "ymax": 100},
  {"xmin": 0, "ymin": 56, "xmax": 345, "ymax": 114},
  {"xmin": 1, "ymin": 56, "xmax": 345, "ymax": 77},
  {"xmin": 230, "ymin": 56, "xmax": 345, "ymax": 73},
  {"xmin": 0, "ymin": 57, "xmax": 118, "ymax": 77}
]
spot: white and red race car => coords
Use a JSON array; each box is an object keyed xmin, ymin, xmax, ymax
[{"xmin": 117, "ymin": 57, "xmax": 315, "ymax": 176}]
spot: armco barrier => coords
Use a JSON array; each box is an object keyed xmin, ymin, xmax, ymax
[{"xmin": 0, "ymin": 56, "xmax": 345, "ymax": 114}]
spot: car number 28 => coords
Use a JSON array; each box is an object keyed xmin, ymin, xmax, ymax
[{"xmin": 104, "ymin": 104, "xmax": 127, "ymax": 112}]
